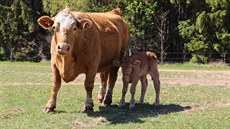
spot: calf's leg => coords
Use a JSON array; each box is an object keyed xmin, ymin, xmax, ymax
[
  {"xmin": 118, "ymin": 82, "xmax": 128, "ymax": 107},
  {"xmin": 103, "ymin": 66, "xmax": 119, "ymax": 107},
  {"xmin": 140, "ymin": 76, "xmax": 148, "ymax": 104},
  {"xmin": 98, "ymin": 72, "xmax": 109, "ymax": 103},
  {"xmin": 129, "ymin": 79, "xmax": 139, "ymax": 109},
  {"xmin": 43, "ymin": 65, "xmax": 61, "ymax": 113},
  {"xmin": 150, "ymin": 69, "xmax": 160, "ymax": 105}
]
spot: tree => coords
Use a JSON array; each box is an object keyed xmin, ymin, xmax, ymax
[
  {"xmin": 207, "ymin": 0, "xmax": 230, "ymax": 63},
  {"xmin": 125, "ymin": 0, "xmax": 159, "ymax": 55},
  {"xmin": 1, "ymin": 0, "xmax": 229, "ymax": 63},
  {"xmin": 0, "ymin": 0, "xmax": 46, "ymax": 61},
  {"xmin": 178, "ymin": 0, "xmax": 230, "ymax": 63}
]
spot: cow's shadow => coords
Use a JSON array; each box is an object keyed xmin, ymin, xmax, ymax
[{"xmin": 85, "ymin": 103, "xmax": 191, "ymax": 124}]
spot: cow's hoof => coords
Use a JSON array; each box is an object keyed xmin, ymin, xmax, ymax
[
  {"xmin": 103, "ymin": 103, "xmax": 111, "ymax": 107},
  {"xmin": 83, "ymin": 107, "xmax": 94, "ymax": 112},
  {"xmin": 118, "ymin": 102, "xmax": 125, "ymax": 107},
  {"xmin": 97, "ymin": 94, "xmax": 104, "ymax": 103},
  {"xmin": 43, "ymin": 107, "xmax": 55, "ymax": 113},
  {"xmin": 103, "ymin": 99, "xmax": 112, "ymax": 107}
]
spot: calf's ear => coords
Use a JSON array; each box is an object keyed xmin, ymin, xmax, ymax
[
  {"xmin": 77, "ymin": 19, "xmax": 92, "ymax": 31},
  {"xmin": 133, "ymin": 60, "xmax": 140, "ymax": 67},
  {"xmin": 113, "ymin": 60, "xmax": 121, "ymax": 66},
  {"xmin": 37, "ymin": 16, "xmax": 54, "ymax": 29}
]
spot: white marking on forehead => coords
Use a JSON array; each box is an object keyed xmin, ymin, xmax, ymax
[{"xmin": 55, "ymin": 10, "xmax": 76, "ymax": 30}]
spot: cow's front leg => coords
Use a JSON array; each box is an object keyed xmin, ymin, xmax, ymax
[
  {"xmin": 103, "ymin": 66, "xmax": 119, "ymax": 107},
  {"xmin": 98, "ymin": 72, "xmax": 109, "ymax": 103},
  {"xmin": 84, "ymin": 73, "xmax": 96, "ymax": 112},
  {"xmin": 44, "ymin": 64, "xmax": 61, "ymax": 113}
]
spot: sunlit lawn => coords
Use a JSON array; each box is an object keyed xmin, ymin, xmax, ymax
[{"xmin": 0, "ymin": 62, "xmax": 229, "ymax": 128}]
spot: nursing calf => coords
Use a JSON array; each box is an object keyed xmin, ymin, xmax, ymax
[{"xmin": 114, "ymin": 52, "xmax": 160, "ymax": 109}]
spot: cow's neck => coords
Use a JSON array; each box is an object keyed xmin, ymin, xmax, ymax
[{"xmin": 55, "ymin": 55, "xmax": 78, "ymax": 82}]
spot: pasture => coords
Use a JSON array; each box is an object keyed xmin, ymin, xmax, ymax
[{"xmin": 0, "ymin": 62, "xmax": 230, "ymax": 128}]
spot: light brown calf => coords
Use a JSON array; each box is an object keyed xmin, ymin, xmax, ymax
[{"xmin": 114, "ymin": 51, "xmax": 160, "ymax": 109}]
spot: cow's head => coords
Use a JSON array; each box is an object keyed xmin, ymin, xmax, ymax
[
  {"xmin": 113, "ymin": 59, "xmax": 140, "ymax": 82},
  {"xmin": 37, "ymin": 8, "xmax": 92, "ymax": 56}
]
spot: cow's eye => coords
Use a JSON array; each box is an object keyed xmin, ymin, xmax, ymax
[
  {"xmin": 73, "ymin": 27, "xmax": 77, "ymax": 31},
  {"xmin": 52, "ymin": 26, "xmax": 56, "ymax": 30}
]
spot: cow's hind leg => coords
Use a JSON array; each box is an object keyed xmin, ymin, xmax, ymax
[
  {"xmin": 103, "ymin": 66, "xmax": 119, "ymax": 107},
  {"xmin": 139, "ymin": 75, "xmax": 148, "ymax": 104},
  {"xmin": 98, "ymin": 72, "xmax": 109, "ymax": 103},
  {"xmin": 84, "ymin": 73, "xmax": 96, "ymax": 112},
  {"xmin": 44, "ymin": 65, "xmax": 61, "ymax": 113}
]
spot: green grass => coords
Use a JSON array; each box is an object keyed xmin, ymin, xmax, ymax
[
  {"xmin": 0, "ymin": 61, "xmax": 230, "ymax": 128},
  {"xmin": 159, "ymin": 62, "xmax": 230, "ymax": 70}
]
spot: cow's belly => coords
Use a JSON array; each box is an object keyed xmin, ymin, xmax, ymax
[{"xmin": 97, "ymin": 64, "xmax": 113, "ymax": 72}]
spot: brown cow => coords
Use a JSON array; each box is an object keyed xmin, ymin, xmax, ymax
[
  {"xmin": 37, "ymin": 8, "xmax": 129, "ymax": 112},
  {"xmin": 114, "ymin": 51, "xmax": 160, "ymax": 109}
]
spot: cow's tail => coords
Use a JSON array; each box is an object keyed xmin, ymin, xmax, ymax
[
  {"xmin": 146, "ymin": 51, "xmax": 157, "ymax": 59},
  {"xmin": 109, "ymin": 8, "xmax": 121, "ymax": 15}
]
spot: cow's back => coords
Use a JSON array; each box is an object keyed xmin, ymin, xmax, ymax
[
  {"xmin": 128, "ymin": 52, "xmax": 157, "ymax": 76},
  {"xmin": 88, "ymin": 12, "xmax": 129, "ymax": 71},
  {"xmin": 73, "ymin": 10, "xmax": 129, "ymax": 72}
]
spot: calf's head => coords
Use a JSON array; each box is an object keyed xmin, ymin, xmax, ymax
[
  {"xmin": 113, "ymin": 59, "xmax": 140, "ymax": 82},
  {"xmin": 37, "ymin": 8, "xmax": 92, "ymax": 56}
]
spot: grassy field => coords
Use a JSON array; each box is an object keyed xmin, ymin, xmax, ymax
[{"xmin": 0, "ymin": 61, "xmax": 230, "ymax": 129}]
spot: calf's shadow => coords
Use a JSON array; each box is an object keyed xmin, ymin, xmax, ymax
[{"xmin": 85, "ymin": 103, "xmax": 191, "ymax": 124}]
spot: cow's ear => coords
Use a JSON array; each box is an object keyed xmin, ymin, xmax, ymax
[
  {"xmin": 113, "ymin": 60, "xmax": 121, "ymax": 66},
  {"xmin": 37, "ymin": 16, "xmax": 54, "ymax": 29},
  {"xmin": 132, "ymin": 60, "xmax": 140, "ymax": 67},
  {"xmin": 76, "ymin": 19, "xmax": 92, "ymax": 30}
]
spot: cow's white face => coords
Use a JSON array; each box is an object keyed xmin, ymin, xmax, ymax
[
  {"xmin": 38, "ymin": 8, "xmax": 93, "ymax": 56},
  {"xmin": 52, "ymin": 10, "xmax": 77, "ymax": 56}
]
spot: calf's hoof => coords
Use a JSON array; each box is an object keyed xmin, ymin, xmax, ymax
[
  {"xmin": 118, "ymin": 104, "xmax": 124, "ymax": 107},
  {"xmin": 129, "ymin": 104, "xmax": 135, "ymax": 109},
  {"xmin": 118, "ymin": 102, "xmax": 125, "ymax": 107}
]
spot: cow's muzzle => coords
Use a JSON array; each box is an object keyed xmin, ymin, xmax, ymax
[{"xmin": 56, "ymin": 43, "xmax": 70, "ymax": 56}]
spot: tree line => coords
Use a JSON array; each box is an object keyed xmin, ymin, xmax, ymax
[{"xmin": 0, "ymin": 0, "xmax": 229, "ymax": 63}]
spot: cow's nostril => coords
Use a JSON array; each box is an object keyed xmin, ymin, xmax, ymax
[
  {"xmin": 57, "ymin": 45, "xmax": 61, "ymax": 50},
  {"xmin": 66, "ymin": 46, "xmax": 70, "ymax": 51}
]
